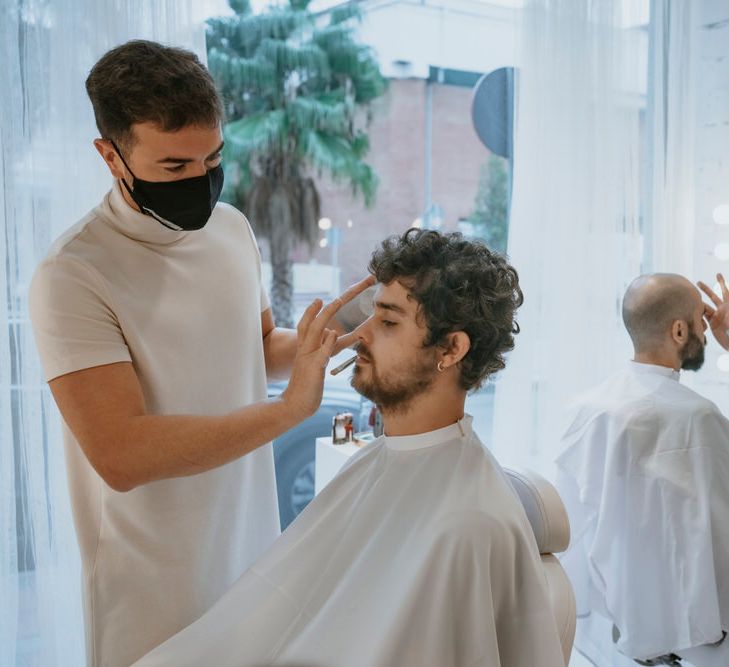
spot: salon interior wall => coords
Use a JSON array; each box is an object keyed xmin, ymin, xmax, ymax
[{"xmin": 686, "ymin": 0, "xmax": 729, "ymax": 412}]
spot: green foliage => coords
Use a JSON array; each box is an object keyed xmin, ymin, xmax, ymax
[
  {"xmin": 207, "ymin": 0, "xmax": 386, "ymax": 326},
  {"xmin": 470, "ymin": 154, "xmax": 510, "ymax": 254}
]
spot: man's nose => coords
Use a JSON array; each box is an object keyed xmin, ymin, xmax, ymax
[
  {"xmin": 353, "ymin": 316, "xmax": 374, "ymax": 342},
  {"xmin": 188, "ymin": 162, "xmax": 208, "ymax": 178}
]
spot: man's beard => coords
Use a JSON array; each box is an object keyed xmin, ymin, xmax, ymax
[
  {"xmin": 680, "ymin": 325, "xmax": 706, "ymax": 371},
  {"xmin": 350, "ymin": 343, "xmax": 438, "ymax": 413}
]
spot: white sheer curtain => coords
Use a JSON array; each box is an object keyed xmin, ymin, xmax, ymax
[
  {"xmin": 1, "ymin": 2, "xmax": 212, "ymax": 664},
  {"xmin": 490, "ymin": 0, "xmax": 646, "ymax": 476},
  {"xmin": 644, "ymin": 0, "xmax": 697, "ymax": 277}
]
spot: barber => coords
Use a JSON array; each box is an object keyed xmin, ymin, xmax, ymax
[{"xmin": 28, "ymin": 39, "xmax": 372, "ymax": 667}]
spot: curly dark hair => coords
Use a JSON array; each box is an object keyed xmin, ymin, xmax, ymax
[
  {"xmin": 85, "ymin": 40, "xmax": 224, "ymax": 148},
  {"xmin": 368, "ymin": 229, "xmax": 523, "ymax": 391}
]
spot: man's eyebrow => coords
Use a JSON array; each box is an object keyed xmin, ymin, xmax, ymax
[
  {"xmin": 156, "ymin": 141, "xmax": 225, "ymax": 164},
  {"xmin": 374, "ymin": 300, "xmax": 406, "ymax": 315}
]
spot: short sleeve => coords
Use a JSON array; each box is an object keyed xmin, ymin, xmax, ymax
[
  {"xmin": 259, "ymin": 279, "xmax": 270, "ymax": 313},
  {"xmin": 235, "ymin": 208, "xmax": 270, "ymax": 314},
  {"xmin": 29, "ymin": 257, "xmax": 132, "ymax": 382}
]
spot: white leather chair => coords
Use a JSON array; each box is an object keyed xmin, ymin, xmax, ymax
[{"xmin": 504, "ymin": 467, "xmax": 577, "ymax": 666}]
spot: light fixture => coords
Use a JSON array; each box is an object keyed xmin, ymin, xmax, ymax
[
  {"xmin": 318, "ymin": 217, "xmax": 332, "ymax": 231},
  {"xmin": 319, "ymin": 237, "xmax": 328, "ymax": 248},
  {"xmin": 717, "ymin": 354, "xmax": 729, "ymax": 372},
  {"xmin": 712, "ymin": 205, "xmax": 729, "ymax": 225},
  {"xmin": 347, "ymin": 219, "xmax": 354, "ymax": 228},
  {"xmin": 714, "ymin": 243, "xmax": 729, "ymax": 262}
]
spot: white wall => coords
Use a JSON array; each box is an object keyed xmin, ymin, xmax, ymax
[{"xmin": 356, "ymin": 0, "xmax": 520, "ymax": 78}]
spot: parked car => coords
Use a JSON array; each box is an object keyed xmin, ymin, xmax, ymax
[{"xmin": 269, "ymin": 366, "xmax": 365, "ymax": 529}]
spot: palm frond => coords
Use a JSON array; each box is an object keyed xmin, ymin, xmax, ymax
[
  {"xmin": 225, "ymin": 110, "xmax": 287, "ymax": 156},
  {"xmin": 288, "ymin": 96, "xmax": 352, "ymax": 134},
  {"xmin": 207, "ymin": 10, "xmax": 307, "ymax": 57},
  {"xmin": 300, "ymin": 130, "xmax": 377, "ymax": 206},
  {"xmin": 208, "ymin": 48, "xmax": 276, "ymax": 94},
  {"xmin": 228, "ymin": 0, "xmax": 252, "ymax": 15},
  {"xmin": 351, "ymin": 57, "xmax": 387, "ymax": 103},
  {"xmin": 329, "ymin": 3, "xmax": 362, "ymax": 25},
  {"xmin": 257, "ymin": 38, "xmax": 330, "ymax": 78}
]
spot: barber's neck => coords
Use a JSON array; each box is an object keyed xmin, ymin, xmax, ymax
[
  {"xmin": 380, "ymin": 383, "xmax": 466, "ymax": 437},
  {"xmin": 632, "ymin": 348, "xmax": 681, "ymax": 372}
]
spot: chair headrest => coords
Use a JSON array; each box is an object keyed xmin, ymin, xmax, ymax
[{"xmin": 503, "ymin": 467, "xmax": 571, "ymax": 555}]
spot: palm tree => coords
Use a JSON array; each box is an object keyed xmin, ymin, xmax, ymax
[{"xmin": 207, "ymin": 0, "xmax": 386, "ymax": 327}]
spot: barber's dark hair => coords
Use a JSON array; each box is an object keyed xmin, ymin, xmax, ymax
[
  {"xmin": 368, "ymin": 229, "xmax": 523, "ymax": 390},
  {"xmin": 85, "ymin": 40, "xmax": 224, "ymax": 148}
]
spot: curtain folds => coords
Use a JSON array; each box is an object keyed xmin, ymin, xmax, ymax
[
  {"xmin": 491, "ymin": 0, "xmax": 646, "ymax": 475},
  {"xmin": 1, "ymin": 2, "xmax": 211, "ymax": 664}
]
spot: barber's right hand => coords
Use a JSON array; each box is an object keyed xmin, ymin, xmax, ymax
[
  {"xmin": 698, "ymin": 273, "xmax": 729, "ymax": 351},
  {"xmin": 281, "ymin": 277, "xmax": 374, "ymax": 420}
]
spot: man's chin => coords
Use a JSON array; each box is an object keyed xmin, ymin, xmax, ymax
[{"xmin": 350, "ymin": 373, "xmax": 370, "ymax": 398}]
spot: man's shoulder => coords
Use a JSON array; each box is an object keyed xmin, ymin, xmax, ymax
[
  {"xmin": 437, "ymin": 452, "xmax": 531, "ymax": 543},
  {"xmin": 569, "ymin": 368, "xmax": 705, "ymax": 414},
  {"xmin": 32, "ymin": 205, "xmax": 110, "ymax": 287},
  {"xmin": 211, "ymin": 202, "xmax": 254, "ymax": 233},
  {"xmin": 45, "ymin": 205, "xmax": 107, "ymax": 259}
]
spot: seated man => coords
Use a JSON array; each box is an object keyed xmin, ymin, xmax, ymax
[
  {"xmin": 135, "ymin": 229, "xmax": 565, "ymax": 667},
  {"xmin": 556, "ymin": 273, "xmax": 729, "ymax": 666}
]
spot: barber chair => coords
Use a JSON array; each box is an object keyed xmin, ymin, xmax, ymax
[
  {"xmin": 612, "ymin": 624, "xmax": 728, "ymax": 667},
  {"xmin": 504, "ymin": 468, "xmax": 577, "ymax": 666}
]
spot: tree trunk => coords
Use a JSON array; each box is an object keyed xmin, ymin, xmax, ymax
[{"xmin": 268, "ymin": 188, "xmax": 295, "ymax": 328}]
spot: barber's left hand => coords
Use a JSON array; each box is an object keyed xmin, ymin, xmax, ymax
[
  {"xmin": 329, "ymin": 277, "xmax": 375, "ymax": 354},
  {"xmin": 698, "ymin": 273, "xmax": 729, "ymax": 351}
]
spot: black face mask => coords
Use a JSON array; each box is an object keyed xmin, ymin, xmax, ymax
[{"xmin": 111, "ymin": 141, "xmax": 224, "ymax": 231}]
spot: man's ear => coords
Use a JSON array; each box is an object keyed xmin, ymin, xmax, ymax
[
  {"xmin": 440, "ymin": 331, "xmax": 471, "ymax": 369},
  {"xmin": 93, "ymin": 138, "xmax": 126, "ymax": 180},
  {"xmin": 671, "ymin": 319, "xmax": 688, "ymax": 344}
]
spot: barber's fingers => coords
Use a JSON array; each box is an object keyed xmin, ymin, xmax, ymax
[
  {"xmin": 302, "ymin": 276, "xmax": 376, "ymax": 348},
  {"xmin": 297, "ymin": 298, "xmax": 323, "ymax": 338},
  {"xmin": 336, "ymin": 275, "xmax": 376, "ymax": 307},
  {"xmin": 313, "ymin": 276, "xmax": 376, "ymax": 332},
  {"xmin": 333, "ymin": 330, "xmax": 358, "ymax": 355},
  {"xmin": 718, "ymin": 273, "xmax": 729, "ymax": 301},
  {"xmin": 698, "ymin": 281, "xmax": 723, "ymax": 308},
  {"xmin": 321, "ymin": 329, "xmax": 337, "ymax": 359}
]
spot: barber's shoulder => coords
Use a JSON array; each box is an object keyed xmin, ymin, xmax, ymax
[
  {"xmin": 213, "ymin": 201, "xmax": 250, "ymax": 227},
  {"xmin": 212, "ymin": 202, "xmax": 259, "ymax": 242},
  {"xmin": 30, "ymin": 253, "xmax": 104, "ymax": 298}
]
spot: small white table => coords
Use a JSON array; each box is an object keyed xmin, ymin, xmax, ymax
[{"xmin": 314, "ymin": 437, "xmax": 360, "ymax": 495}]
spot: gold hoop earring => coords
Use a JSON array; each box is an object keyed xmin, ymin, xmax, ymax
[{"xmin": 437, "ymin": 361, "xmax": 445, "ymax": 372}]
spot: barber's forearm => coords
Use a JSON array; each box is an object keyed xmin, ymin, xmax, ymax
[
  {"xmin": 98, "ymin": 397, "xmax": 302, "ymax": 492},
  {"xmin": 263, "ymin": 327, "xmax": 298, "ymax": 380}
]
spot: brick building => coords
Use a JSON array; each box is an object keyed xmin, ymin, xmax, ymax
[{"xmin": 262, "ymin": 0, "xmax": 520, "ymax": 296}]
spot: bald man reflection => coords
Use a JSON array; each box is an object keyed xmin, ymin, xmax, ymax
[{"xmin": 556, "ymin": 274, "xmax": 729, "ymax": 666}]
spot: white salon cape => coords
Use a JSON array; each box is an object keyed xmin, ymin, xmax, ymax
[
  {"xmin": 135, "ymin": 416, "xmax": 565, "ymax": 667},
  {"xmin": 556, "ymin": 362, "xmax": 729, "ymax": 661}
]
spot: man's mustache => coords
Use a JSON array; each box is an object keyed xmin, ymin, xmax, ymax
[{"xmin": 354, "ymin": 342, "xmax": 372, "ymax": 362}]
